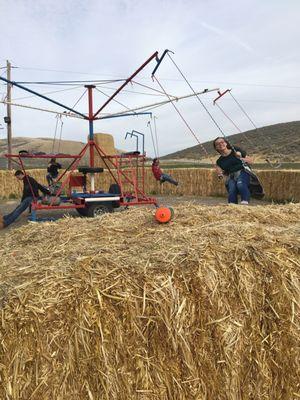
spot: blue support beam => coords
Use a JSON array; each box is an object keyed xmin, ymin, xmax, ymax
[
  {"xmin": 132, "ymin": 130, "xmax": 145, "ymax": 155},
  {"xmin": 151, "ymin": 49, "xmax": 174, "ymax": 77},
  {"xmin": 0, "ymin": 76, "xmax": 87, "ymax": 119}
]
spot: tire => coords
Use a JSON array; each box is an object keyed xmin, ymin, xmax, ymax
[
  {"xmin": 76, "ymin": 207, "xmax": 89, "ymax": 217},
  {"xmin": 86, "ymin": 202, "xmax": 113, "ymax": 218},
  {"xmin": 109, "ymin": 183, "xmax": 121, "ymax": 194},
  {"xmin": 109, "ymin": 184, "xmax": 121, "ymax": 208}
]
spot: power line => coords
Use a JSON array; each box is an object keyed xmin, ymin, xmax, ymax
[
  {"xmin": 11, "ymin": 85, "xmax": 83, "ymax": 101},
  {"xmin": 11, "ymin": 64, "xmax": 300, "ymax": 89},
  {"xmin": 14, "ymin": 79, "xmax": 125, "ymax": 85},
  {"xmin": 14, "ymin": 65, "xmax": 127, "ymax": 77}
]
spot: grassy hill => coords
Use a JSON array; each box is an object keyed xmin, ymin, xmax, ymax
[{"xmin": 161, "ymin": 121, "xmax": 300, "ymax": 163}]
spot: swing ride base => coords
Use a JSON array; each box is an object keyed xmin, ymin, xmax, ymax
[
  {"xmin": 1, "ymin": 50, "xmax": 185, "ymax": 225},
  {"xmin": 5, "ymin": 147, "xmax": 162, "ymax": 223}
]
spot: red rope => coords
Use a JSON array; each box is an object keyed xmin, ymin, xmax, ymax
[{"xmin": 152, "ymin": 75, "xmax": 215, "ymax": 166}]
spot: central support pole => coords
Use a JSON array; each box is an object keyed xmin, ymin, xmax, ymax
[
  {"xmin": 86, "ymin": 85, "xmax": 96, "ymax": 192},
  {"xmin": 6, "ymin": 60, "xmax": 12, "ymax": 170}
]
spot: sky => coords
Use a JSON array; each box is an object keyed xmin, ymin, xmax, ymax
[{"xmin": 0, "ymin": 0, "xmax": 299, "ymax": 157}]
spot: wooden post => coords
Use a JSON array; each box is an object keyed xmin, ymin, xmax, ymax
[{"xmin": 6, "ymin": 60, "xmax": 12, "ymax": 170}]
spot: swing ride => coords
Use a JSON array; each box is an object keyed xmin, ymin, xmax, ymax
[
  {"xmin": 0, "ymin": 50, "xmax": 218, "ymax": 223},
  {"xmin": 0, "ymin": 49, "xmax": 266, "ymax": 223},
  {"xmin": 213, "ymin": 89, "xmax": 282, "ymax": 168}
]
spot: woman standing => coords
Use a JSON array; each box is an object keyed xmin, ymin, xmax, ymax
[{"xmin": 213, "ymin": 137, "xmax": 252, "ymax": 205}]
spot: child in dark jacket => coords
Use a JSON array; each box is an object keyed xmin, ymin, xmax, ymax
[
  {"xmin": 46, "ymin": 158, "xmax": 62, "ymax": 185},
  {"xmin": 0, "ymin": 170, "xmax": 50, "ymax": 228}
]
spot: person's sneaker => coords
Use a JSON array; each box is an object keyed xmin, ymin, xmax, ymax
[{"xmin": 240, "ymin": 201, "xmax": 249, "ymax": 205}]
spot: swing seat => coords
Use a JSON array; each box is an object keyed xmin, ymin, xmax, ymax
[
  {"xmin": 120, "ymin": 151, "xmax": 140, "ymax": 157},
  {"xmin": 78, "ymin": 167, "xmax": 104, "ymax": 174},
  {"xmin": 18, "ymin": 150, "xmax": 46, "ymax": 156},
  {"xmin": 248, "ymin": 173, "xmax": 265, "ymax": 199},
  {"xmin": 243, "ymin": 166, "xmax": 265, "ymax": 199}
]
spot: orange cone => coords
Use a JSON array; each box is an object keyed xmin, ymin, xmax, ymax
[{"xmin": 155, "ymin": 207, "xmax": 173, "ymax": 223}]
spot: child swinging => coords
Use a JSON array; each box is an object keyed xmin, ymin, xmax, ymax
[{"xmin": 151, "ymin": 158, "xmax": 178, "ymax": 186}]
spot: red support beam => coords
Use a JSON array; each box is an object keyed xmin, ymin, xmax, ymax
[
  {"xmin": 213, "ymin": 89, "xmax": 231, "ymax": 104},
  {"xmin": 93, "ymin": 51, "xmax": 158, "ymax": 119}
]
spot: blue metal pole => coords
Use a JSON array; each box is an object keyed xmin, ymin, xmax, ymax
[
  {"xmin": 132, "ymin": 130, "xmax": 145, "ymax": 155},
  {"xmin": 89, "ymin": 120, "xmax": 94, "ymax": 141},
  {"xmin": 130, "ymin": 133, "xmax": 139, "ymax": 152},
  {"xmin": 125, "ymin": 132, "xmax": 138, "ymax": 152},
  {"xmin": 0, "ymin": 76, "xmax": 87, "ymax": 119},
  {"xmin": 151, "ymin": 49, "xmax": 174, "ymax": 77}
]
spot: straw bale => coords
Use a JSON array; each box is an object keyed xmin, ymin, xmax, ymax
[
  {"xmin": 0, "ymin": 168, "xmax": 299, "ymax": 201},
  {"xmin": 0, "ymin": 203, "xmax": 299, "ymax": 399},
  {"xmin": 94, "ymin": 133, "xmax": 117, "ymax": 169}
]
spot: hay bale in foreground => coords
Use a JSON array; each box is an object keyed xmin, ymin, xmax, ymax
[{"xmin": 0, "ymin": 204, "xmax": 299, "ymax": 400}]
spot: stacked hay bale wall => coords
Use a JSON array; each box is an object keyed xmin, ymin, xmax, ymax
[
  {"xmin": 0, "ymin": 204, "xmax": 299, "ymax": 399},
  {"xmin": 0, "ymin": 168, "xmax": 299, "ymax": 202}
]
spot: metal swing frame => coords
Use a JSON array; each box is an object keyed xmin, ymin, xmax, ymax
[{"xmin": 0, "ymin": 52, "xmax": 165, "ymax": 220}]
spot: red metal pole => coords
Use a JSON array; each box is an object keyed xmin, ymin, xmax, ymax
[
  {"xmin": 93, "ymin": 51, "xmax": 158, "ymax": 119},
  {"xmin": 213, "ymin": 89, "xmax": 231, "ymax": 104},
  {"xmin": 86, "ymin": 85, "xmax": 95, "ymax": 168}
]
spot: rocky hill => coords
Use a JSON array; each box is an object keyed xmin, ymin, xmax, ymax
[
  {"xmin": 162, "ymin": 121, "xmax": 300, "ymax": 162},
  {"xmin": 0, "ymin": 121, "xmax": 299, "ymax": 169}
]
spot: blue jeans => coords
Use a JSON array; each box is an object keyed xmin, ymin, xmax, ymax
[
  {"xmin": 3, "ymin": 196, "xmax": 33, "ymax": 227},
  {"xmin": 160, "ymin": 173, "xmax": 178, "ymax": 186},
  {"xmin": 46, "ymin": 173, "xmax": 58, "ymax": 185},
  {"xmin": 226, "ymin": 171, "xmax": 250, "ymax": 203}
]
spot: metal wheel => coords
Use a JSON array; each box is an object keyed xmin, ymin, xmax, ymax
[
  {"xmin": 76, "ymin": 207, "xmax": 89, "ymax": 217},
  {"xmin": 86, "ymin": 203, "xmax": 113, "ymax": 218}
]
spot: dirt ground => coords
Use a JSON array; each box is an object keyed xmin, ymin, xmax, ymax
[{"xmin": 0, "ymin": 195, "xmax": 270, "ymax": 234}]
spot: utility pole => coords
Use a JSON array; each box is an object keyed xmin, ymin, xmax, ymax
[{"xmin": 6, "ymin": 60, "xmax": 12, "ymax": 170}]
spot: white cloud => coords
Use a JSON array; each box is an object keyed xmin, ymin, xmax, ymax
[{"xmin": 200, "ymin": 22, "xmax": 254, "ymax": 53}]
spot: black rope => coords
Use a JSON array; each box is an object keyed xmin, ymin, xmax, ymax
[
  {"xmin": 228, "ymin": 92, "xmax": 282, "ymax": 167},
  {"xmin": 152, "ymin": 75, "xmax": 214, "ymax": 163},
  {"xmin": 95, "ymin": 87, "xmax": 135, "ymax": 114},
  {"xmin": 15, "ymin": 79, "xmax": 125, "ymax": 85},
  {"xmin": 147, "ymin": 120, "xmax": 158, "ymax": 158},
  {"xmin": 229, "ymin": 92, "xmax": 257, "ymax": 129},
  {"xmin": 153, "ymin": 116, "xmax": 159, "ymax": 158},
  {"xmin": 12, "ymin": 85, "xmax": 82, "ymax": 101},
  {"xmin": 167, "ymin": 53, "xmax": 225, "ymax": 135},
  {"xmin": 71, "ymin": 89, "xmax": 87, "ymax": 109},
  {"xmin": 214, "ymin": 102, "xmax": 253, "ymax": 145},
  {"xmin": 57, "ymin": 120, "xmax": 64, "ymax": 153},
  {"xmin": 51, "ymin": 115, "xmax": 60, "ymax": 153}
]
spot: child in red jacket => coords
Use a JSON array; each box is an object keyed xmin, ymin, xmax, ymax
[{"xmin": 151, "ymin": 158, "xmax": 178, "ymax": 186}]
